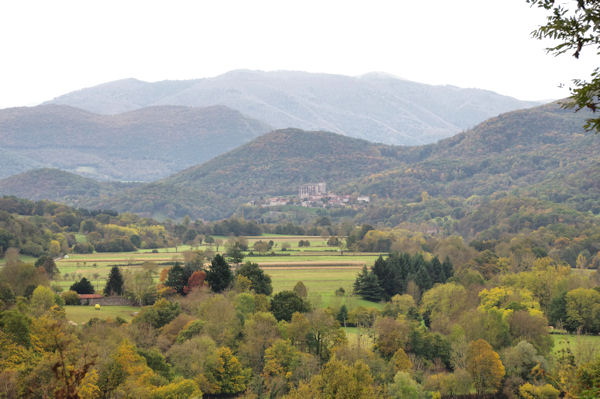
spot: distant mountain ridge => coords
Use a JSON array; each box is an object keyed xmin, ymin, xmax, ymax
[
  {"xmin": 0, "ymin": 147, "xmax": 44, "ymax": 179},
  {"xmin": 0, "ymin": 168, "xmax": 136, "ymax": 206},
  {"xmin": 0, "ymin": 104, "xmax": 271, "ymax": 181},
  {"xmin": 46, "ymin": 70, "xmax": 540, "ymax": 145},
  {"xmin": 2, "ymin": 103, "xmax": 597, "ymax": 221}
]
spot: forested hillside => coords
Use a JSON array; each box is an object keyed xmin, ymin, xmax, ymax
[
  {"xmin": 0, "ymin": 169, "xmax": 136, "ymax": 204},
  {"xmin": 0, "ymin": 104, "xmax": 271, "ymax": 181},
  {"xmin": 1, "ymin": 102, "xmax": 598, "ymax": 224},
  {"xmin": 0, "ymin": 148, "xmax": 43, "ymax": 179},
  {"xmin": 346, "ymin": 103, "xmax": 598, "ymax": 202},
  {"xmin": 94, "ymin": 103, "xmax": 600, "ymax": 220},
  {"xmin": 46, "ymin": 70, "xmax": 538, "ymax": 145},
  {"xmin": 1, "ymin": 195, "xmax": 599, "ymax": 398}
]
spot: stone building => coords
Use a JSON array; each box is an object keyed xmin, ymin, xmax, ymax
[{"xmin": 299, "ymin": 182, "xmax": 326, "ymax": 199}]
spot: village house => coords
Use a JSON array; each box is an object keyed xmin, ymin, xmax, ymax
[{"xmin": 78, "ymin": 293, "xmax": 133, "ymax": 306}]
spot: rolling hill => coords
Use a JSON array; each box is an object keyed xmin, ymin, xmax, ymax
[
  {"xmin": 344, "ymin": 102, "xmax": 600, "ymax": 202},
  {"xmin": 0, "ymin": 147, "xmax": 44, "ymax": 179},
  {"xmin": 0, "ymin": 104, "xmax": 271, "ymax": 181},
  {"xmin": 2, "ymin": 103, "xmax": 598, "ymax": 222},
  {"xmin": 0, "ymin": 169, "xmax": 136, "ymax": 206},
  {"xmin": 46, "ymin": 70, "xmax": 539, "ymax": 145}
]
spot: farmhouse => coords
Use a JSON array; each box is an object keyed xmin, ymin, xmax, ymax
[{"xmin": 78, "ymin": 294, "xmax": 133, "ymax": 306}]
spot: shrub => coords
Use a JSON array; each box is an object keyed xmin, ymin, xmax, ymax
[{"xmin": 61, "ymin": 290, "xmax": 81, "ymax": 305}]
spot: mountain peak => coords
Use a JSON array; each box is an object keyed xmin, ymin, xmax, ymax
[{"xmin": 45, "ymin": 70, "xmax": 539, "ymax": 145}]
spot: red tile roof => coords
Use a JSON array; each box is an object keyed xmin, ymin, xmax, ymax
[{"xmin": 78, "ymin": 294, "xmax": 103, "ymax": 299}]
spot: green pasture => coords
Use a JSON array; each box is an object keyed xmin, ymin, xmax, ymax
[
  {"xmin": 64, "ymin": 305, "xmax": 139, "ymax": 324},
  {"xmin": 35, "ymin": 234, "xmax": 384, "ymax": 312},
  {"xmin": 0, "ymin": 254, "xmax": 37, "ymax": 267},
  {"xmin": 132, "ymin": 235, "xmax": 336, "ymax": 253},
  {"xmin": 246, "ymin": 254, "xmax": 379, "ymax": 264},
  {"xmin": 552, "ymin": 334, "xmax": 600, "ymax": 354},
  {"xmin": 268, "ymin": 268, "xmax": 383, "ymax": 309}
]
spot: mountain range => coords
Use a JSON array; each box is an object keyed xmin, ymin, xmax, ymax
[
  {"xmin": 0, "ymin": 104, "xmax": 270, "ymax": 181},
  {"xmin": 46, "ymin": 70, "xmax": 539, "ymax": 145},
  {"xmin": 1, "ymin": 102, "xmax": 597, "ymax": 222}
]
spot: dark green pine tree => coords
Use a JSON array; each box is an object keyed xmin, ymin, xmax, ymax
[
  {"xmin": 372, "ymin": 255, "xmax": 396, "ymax": 299},
  {"xmin": 104, "ymin": 266, "xmax": 124, "ymax": 296},
  {"xmin": 70, "ymin": 277, "xmax": 95, "ymax": 294},
  {"xmin": 441, "ymin": 257, "xmax": 454, "ymax": 282},
  {"xmin": 430, "ymin": 256, "xmax": 443, "ymax": 284},
  {"xmin": 165, "ymin": 262, "xmax": 190, "ymax": 295},
  {"xmin": 336, "ymin": 304, "xmax": 348, "ymax": 326},
  {"xmin": 415, "ymin": 265, "xmax": 433, "ymax": 292},
  {"xmin": 353, "ymin": 265, "xmax": 369, "ymax": 294},
  {"xmin": 206, "ymin": 254, "xmax": 234, "ymax": 293},
  {"xmin": 359, "ymin": 272, "xmax": 385, "ymax": 302}
]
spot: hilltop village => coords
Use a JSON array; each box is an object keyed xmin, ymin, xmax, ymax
[{"xmin": 250, "ymin": 182, "xmax": 370, "ymax": 209}]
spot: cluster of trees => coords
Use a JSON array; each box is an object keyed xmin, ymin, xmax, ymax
[
  {"xmin": 2, "ymin": 249, "xmax": 600, "ymax": 398},
  {"xmin": 0, "ymin": 197, "xmax": 172, "ymax": 257},
  {"xmin": 1, "ymin": 220, "xmax": 600, "ymax": 398},
  {"xmin": 354, "ymin": 253, "xmax": 453, "ymax": 301}
]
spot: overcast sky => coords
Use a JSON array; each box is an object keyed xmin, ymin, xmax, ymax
[{"xmin": 1, "ymin": 0, "xmax": 597, "ymax": 109}]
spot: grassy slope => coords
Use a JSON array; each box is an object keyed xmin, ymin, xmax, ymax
[{"xmin": 64, "ymin": 305, "xmax": 139, "ymax": 324}]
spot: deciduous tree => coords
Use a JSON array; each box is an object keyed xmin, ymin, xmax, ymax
[
  {"xmin": 271, "ymin": 291, "xmax": 309, "ymax": 322},
  {"xmin": 466, "ymin": 339, "xmax": 506, "ymax": 395},
  {"xmin": 236, "ymin": 261, "xmax": 272, "ymax": 295}
]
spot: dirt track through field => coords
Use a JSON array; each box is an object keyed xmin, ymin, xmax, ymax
[
  {"xmin": 257, "ymin": 261, "xmax": 365, "ymax": 267},
  {"xmin": 259, "ymin": 265, "xmax": 364, "ymax": 270}
]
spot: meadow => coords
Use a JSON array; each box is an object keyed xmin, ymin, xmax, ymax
[
  {"xmin": 64, "ymin": 305, "xmax": 140, "ymax": 324},
  {"xmin": 552, "ymin": 333, "xmax": 600, "ymax": 353},
  {"xmin": 51, "ymin": 235, "xmax": 385, "ymax": 323}
]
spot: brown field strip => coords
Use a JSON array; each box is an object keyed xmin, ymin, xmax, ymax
[
  {"xmin": 257, "ymin": 261, "xmax": 365, "ymax": 267},
  {"xmin": 259, "ymin": 265, "xmax": 364, "ymax": 270},
  {"xmin": 58, "ymin": 257, "xmax": 183, "ymax": 263},
  {"xmin": 246, "ymin": 236, "xmax": 326, "ymax": 240}
]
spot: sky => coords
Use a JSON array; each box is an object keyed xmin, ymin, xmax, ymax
[{"xmin": 1, "ymin": 0, "xmax": 597, "ymax": 109}]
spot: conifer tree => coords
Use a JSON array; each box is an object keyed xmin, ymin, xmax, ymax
[
  {"xmin": 206, "ymin": 254, "xmax": 233, "ymax": 293},
  {"xmin": 336, "ymin": 304, "xmax": 348, "ymax": 326},
  {"xmin": 104, "ymin": 266, "xmax": 124, "ymax": 296},
  {"xmin": 441, "ymin": 257, "xmax": 454, "ymax": 281},
  {"xmin": 165, "ymin": 262, "xmax": 190, "ymax": 295},
  {"xmin": 372, "ymin": 255, "xmax": 395, "ymax": 300},
  {"xmin": 415, "ymin": 265, "xmax": 433, "ymax": 292},
  {"xmin": 430, "ymin": 256, "xmax": 443, "ymax": 284},
  {"xmin": 70, "ymin": 277, "xmax": 95, "ymax": 294},
  {"xmin": 353, "ymin": 265, "xmax": 369, "ymax": 294},
  {"xmin": 358, "ymin": 272, "xmax": 385, "ymax": 302}
]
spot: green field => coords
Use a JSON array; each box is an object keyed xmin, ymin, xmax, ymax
[
  {"xmin": 64, "ymin": 305, "xmax": 139, "ymax": 324},
  {"xmin": 0, "ymin": 254, "xmax": 37, "ymax": 267},
  {"xmin": 33, "ymin": 235, "xmax": 384, "ymax": 314},
  {"xmin": 552, "ymin": 334, "xmax": 600, "ymax": 354},
  {"xmin": 52, "ymin": 235, "xmax": 382, "ymax": 292},
  {"xmin": 268, "ymin": 268, "xmax": 382, "ymax": 309}
]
